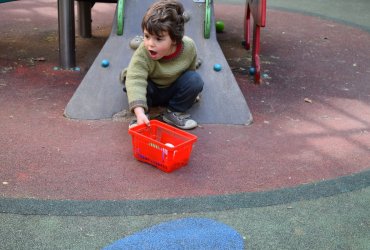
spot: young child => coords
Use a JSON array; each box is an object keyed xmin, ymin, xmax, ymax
[{"xmin": 123, "ymin": 0, "xmax": 204, "ymax": 130}]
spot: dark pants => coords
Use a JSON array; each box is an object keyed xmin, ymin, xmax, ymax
[{"xmin": 146, "ymin": 71, "xmax": 204, "ymax": 112}]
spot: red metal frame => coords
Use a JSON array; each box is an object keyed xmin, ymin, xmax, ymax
[{"xmin": 244, "ymin": 0, "xmax": 266, "ymax": 83}]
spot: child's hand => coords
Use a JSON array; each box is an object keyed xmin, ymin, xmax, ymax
[
  {"xmin": 136, "ymin": 112, "xmax": 150, "ymax": 126},
  {"xmin": 134, "ymin": 107, "xmax": 150, "ymax": 126}
]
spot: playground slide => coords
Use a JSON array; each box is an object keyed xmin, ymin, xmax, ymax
[{"xmin": 64, "ymin": 0, "xmax": 253, "ymax": 125}]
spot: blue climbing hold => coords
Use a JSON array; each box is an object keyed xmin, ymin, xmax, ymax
[
  {"xmin": 101, "ymin": 59, "xmax": 110, "ymax": 68},
  {"xmin": 213, "ymin": 63, "xmax": 222, "ymax": 72},
  {"xmin": 249, "ymin": 67, "xmax": 255, "ymax": 75}
]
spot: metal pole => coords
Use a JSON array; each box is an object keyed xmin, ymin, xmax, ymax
[
  {"xmin": 58, "ymin": 0, "xmax": 76, "ymax": 69},
  {"xmin": 78, "ymin": 1, "xmax": 93, "ymax": 38}
]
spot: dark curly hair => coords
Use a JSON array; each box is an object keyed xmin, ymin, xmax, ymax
[{"xmin": 141, "ymin": 0, "xmax": 185, "ymax": 44}]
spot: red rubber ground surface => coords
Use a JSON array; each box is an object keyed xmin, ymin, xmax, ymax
[{"xmin": 1, "ymin": 3, "xmax": 370, "ymax": 201}]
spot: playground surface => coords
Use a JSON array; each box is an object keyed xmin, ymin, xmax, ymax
[{"xmin": 1, "ymin": 0, "xmax": 370, "ymax": 249}]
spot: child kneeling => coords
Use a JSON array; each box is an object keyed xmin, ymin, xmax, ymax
[{"xmin": 122, "ymin": 0, "xmax": 204, "ymax": 130}]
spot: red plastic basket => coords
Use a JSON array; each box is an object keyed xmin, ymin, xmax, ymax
[{"xmin": 128, "ymin": 120, "xmax": 198, "ymax": 173}]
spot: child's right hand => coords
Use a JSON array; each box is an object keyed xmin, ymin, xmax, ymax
[{"xmin": 134, "ymin": 107, "xmax": 150, "ymax": 126}]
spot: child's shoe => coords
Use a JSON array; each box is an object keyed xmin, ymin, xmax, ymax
[{"xmin": 162, "ymin": 110, "xmax": 197, "ymax": 130}]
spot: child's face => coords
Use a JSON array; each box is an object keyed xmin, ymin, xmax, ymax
[{"xmin": 143, "ymin": 29, "xmax": 176, "ymax": 60}]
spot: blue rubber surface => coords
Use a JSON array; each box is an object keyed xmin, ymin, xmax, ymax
[{"xmin": 103, "ymin": 217, "xmax": 244, "ymax": 250}]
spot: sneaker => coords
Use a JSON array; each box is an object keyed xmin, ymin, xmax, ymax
[
  {"xmin": 128, "ymin": 119, "xmax": 138, "ymax": 129},
  {"xmin": 162, "ymin": 110, "xmax": 197, "ymax": 130}
]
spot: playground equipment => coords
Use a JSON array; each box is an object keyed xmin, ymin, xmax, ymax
[
  {"xmin": 244, "ymin": 0, "xmax": 266, "ymax": 83},
  {"xmin": 63, "ymin": 0, "xmax": 253, "ymax": 125},
  {"xmin": 58, "ymin": 0, "xmax": 266, "ymax": 84},
  {"xmin": 116, "ymin": 0, "xmax": 125, "ymax": 35}
]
